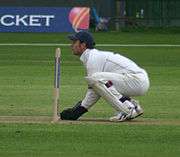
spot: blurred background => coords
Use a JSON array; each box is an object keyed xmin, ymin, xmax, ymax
[{"xmin": 0, "ymin": 0, "xmax": 180, "ymax": 32}]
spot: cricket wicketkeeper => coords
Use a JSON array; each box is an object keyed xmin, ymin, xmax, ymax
[{"xmin": 60, "ymin": 31, "xmax": 150, "ymax": 122}]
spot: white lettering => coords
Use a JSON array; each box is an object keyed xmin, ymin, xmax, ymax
[
  {"xmin": 41, "ymin": 15, "xmax": 55, "ymax": 26},
  {"xmin": 0, "ymin": 15, "xmax": 15, "ymax": 26},
  {"xmin": 16, "ymin": 15, "xmax": 28, "ymax": 26},
  {"xmin": 0, "ymin": 14, "xmax": 55, "ymax": 27},
  {"xmin": 29, "ymin": 15, "xmax": 41, "ymax": 26}
]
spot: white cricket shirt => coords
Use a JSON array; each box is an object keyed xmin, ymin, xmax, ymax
[{"xmin": 80, "ymin": 48, "xmax": 144, "ymax": 76}]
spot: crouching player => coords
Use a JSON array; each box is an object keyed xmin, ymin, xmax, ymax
[{"xmin": 60, "ymin": 31, "xmax": 150, "ymax": 122}]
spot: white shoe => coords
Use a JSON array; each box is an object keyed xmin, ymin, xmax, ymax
[
  {"xmin": 109, "ymin": 110, "xmax": 133, "ymax": 122},
  {"xmin": 127, "ymin": 99, "xmax": 143, "ymax": 120},
  {"xmin": 109, "ymin": 99, "xmax": 143, "ymax": 122}
]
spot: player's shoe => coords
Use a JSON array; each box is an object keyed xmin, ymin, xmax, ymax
[
  {"xmin": 127, "ymin": 99, "xmax": 143, "ymax": 120},
  {"xmin": 109, "ymin": 111, "xmax": 132, "ymax": 122},
  {"xmin": 109, "ymin": 99, "xmax": 143, "ymax": 122}
]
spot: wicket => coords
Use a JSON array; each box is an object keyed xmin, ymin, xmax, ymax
[{"xmin": 52, "ymin": 48, "xmax": 61, "ymax": 122}]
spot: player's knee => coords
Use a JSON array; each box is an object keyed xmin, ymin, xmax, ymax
[
  {"xmin": 85, "ymin": 73, "xmax": 102, "ymax": 85},
  {"xmin": 85, "ymin": 76, "xmax": 97, "ymax": 85}
]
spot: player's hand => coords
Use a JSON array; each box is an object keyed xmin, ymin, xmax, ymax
[{"xmin": 60, "ymin": 101, "xmax": 87, "ymax": 120}]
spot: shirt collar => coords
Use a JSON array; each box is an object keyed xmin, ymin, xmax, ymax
[{"xmin": 80, "ymin": 49, "xmax": 91, "ymax": 64}]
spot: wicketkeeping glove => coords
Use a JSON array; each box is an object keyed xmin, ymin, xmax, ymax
[{"xmin": 60, "ymin": 101, "xmax": 88, "ymax": 120}]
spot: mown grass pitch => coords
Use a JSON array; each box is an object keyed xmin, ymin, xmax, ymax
[{"xmin": 0, "ymin": 32, "xmax": 180, "ymax": 157}]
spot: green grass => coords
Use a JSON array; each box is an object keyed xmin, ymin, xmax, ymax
[
  {"xmin": 0, "ymin": 32, "xmax": 180, "ymax": 156},
  {"xmin": 0, "ymin": 31, "xmax": 180, "ymax": 44},
  {"xmin": 0, "ymin": 124, "xmax": 179, "ymax": 157}
]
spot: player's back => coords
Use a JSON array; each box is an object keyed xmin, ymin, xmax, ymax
[{"xmin": 94, "ymin": 49, "xmax": 144, "ymax": 74}]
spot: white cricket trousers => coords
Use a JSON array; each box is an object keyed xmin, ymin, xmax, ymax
[
  {"xmin": 89, "ymin": 70, "xmax": 149, "ymax": 97},
  {"xmin": 81, "ymin": 70, "xmax": 150, "ymax": 110}
]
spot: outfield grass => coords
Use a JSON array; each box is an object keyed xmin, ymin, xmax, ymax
[{"xmin": 0, "ymin": 32, "xmax": 179, "ymax": 157}]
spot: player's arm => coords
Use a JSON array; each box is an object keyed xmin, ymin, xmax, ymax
[
  {"xmin": 60, "ymin": 87, "xmax": 100, "ymax": 120},
  {"xmin": 60, "ymin": 53, "xmax": 102, "ymax": 120},
  {"xmin": 81, "ymin": 86, "xmax": 100, "ymax": 109}
]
